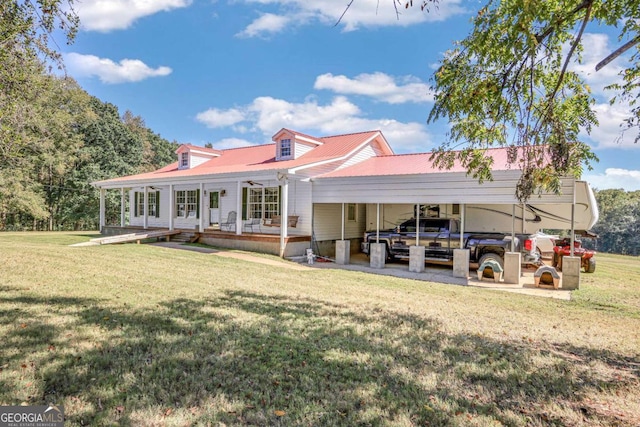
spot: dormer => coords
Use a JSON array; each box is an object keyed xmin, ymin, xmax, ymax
[
  {"xmin": 273, "ymin": 128, "xmax": 323, "ymax": 161},
  {"xmin": 176, "ymin": 144, "xmax": 222, "ymax": 170}
]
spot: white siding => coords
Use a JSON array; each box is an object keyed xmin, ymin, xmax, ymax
[
  {"xmin": 294, "ymin": 142, "xmax": 314, "ymax": 159},
  {"xmin": 337, "ymin": 144, "xmax": 377, "ymax": 171},
  {"xmin": 313, "ymin": 203, "xmax": 366, "ymax": 241},
  {"xmin": 287, "ymin": 179, "xmax": 313, "ymax": 235},
  {"xmin": 190, "ymin": 154, "xmax": 210, "ymax": 168}
]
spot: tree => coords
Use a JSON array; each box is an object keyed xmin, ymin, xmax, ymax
[
  {"xmin": 0, "ymin": 1, "xmax": 79, "ymax": 229},
  {"xmin": 591, "ymin": 189, "xmax": 640, "ymax": 255},
  {"xmin": 426, "ymin": 0, "xmax": 639, "ymax": 201}
]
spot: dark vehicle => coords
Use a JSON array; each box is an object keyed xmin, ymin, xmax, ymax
[
  {"xmin": 361, "ymin": 218, "xmax": 539, "ymax": 268},
  {"xmin": 552, "ymin": 237, "xmax": 596, "ymax": 273}
]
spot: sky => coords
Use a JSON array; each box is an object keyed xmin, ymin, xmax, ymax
[{"xmin": 59, "ymin": 0, "xmax": 640, "ymax": 191}]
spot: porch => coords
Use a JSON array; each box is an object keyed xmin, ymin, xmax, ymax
[{"xmin": 101, "ymin": 225, "xmax": 312, "ymax": 258}]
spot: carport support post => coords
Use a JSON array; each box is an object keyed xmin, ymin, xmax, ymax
[
  {"xmin": 503, "ymin": 205, "xmax": 521, "ymax": 284},
  {"xmin": 563, "ymin": 183, "xmax": 580, "ymax": 289},
  {"xmin": 561, "ymin": 256, "xmax": 581, "ymax": 290},
  {"xmin": 370, "ymin": 203, "xmax": 385, "ymax": 269},
  {"xmin": 336, "ymin": 203, "xmax": 350, "ymax": 265},
  {"xmin": 503, "ymin": 252, "xmax": 521, "ymax": 284},
  {"xmin": 409, "ymin": 246, "xmax": 425, "ymax": 273},
  {"xmin": 453, "ymin": 204, "xmax": 469, "ymax": 278}
]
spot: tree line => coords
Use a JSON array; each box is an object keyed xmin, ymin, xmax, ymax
[
  {"xmin": 590, "ymin": 189, "xmax": 640, "ymax": 256},
  {"xmin": 0, "ymin": 73, "xmax": 178, "ymax": 231}
]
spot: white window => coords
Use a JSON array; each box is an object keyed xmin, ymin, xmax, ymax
[
  {"xmin": 148, "ymin": 192, "xmax": 157, "ymax": 217},
  {"xmin": 175, "ymin": 190, "xmax": 186, "ymax": 217},
  {"xmin": 180, "ymin": 152, "xmax": 189, "ymax": 168},
  {"xmin": 347, "ymin": 203, "xmax": 357, "ymax": 222},
  {"xmin": 279, "ymin": 138, "xmax": 292, "ymax": 158},
  {"xmin": 135, "ymin": 192, "xmax": 145, "ymax": 217},
  {"xmin": 175, "ymin": 190, "xmax": 199, "ymax": 218},
  {"xmin": 246, "ymin": 187, "xmax": 280, "ymax": 219}
]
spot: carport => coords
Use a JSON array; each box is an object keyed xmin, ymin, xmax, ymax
[{"xmin": 311, "ymin": 150, "xmax": 597, "ymax": 289}]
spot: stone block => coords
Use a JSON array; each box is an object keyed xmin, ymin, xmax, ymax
[
  {"xmin": 335, "ymin": 240, "xmax": 351, "ymax": 265},
  {"xmin": 409, "ymin": 246, "xmax": 425, "ymax": 273},
  {"xmin": 503, "ymin": 252, "xmax": 521, "ymax": 284},
  {"xmin": 453, "ymin": 249, "xmax": 470, "ymax": 278},
  {"xmin": 370, "ymin": 242, "xmax": 386, "ymax": 269}
]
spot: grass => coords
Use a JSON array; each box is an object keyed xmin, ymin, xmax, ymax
[{"xmin": 0, "ymin": 231, "xmax": 638, "ymax": 426}]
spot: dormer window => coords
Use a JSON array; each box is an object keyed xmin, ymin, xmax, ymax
[
  {"xmin": 180, "ymin": 152, "xmax": 189, "ymax": 168},
  {"xmin": 279, "ymin": 138, "xmax": 292, "ymax": 159}
]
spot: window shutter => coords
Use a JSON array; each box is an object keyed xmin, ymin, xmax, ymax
[
  {"xmin": 155, "ymin": 191, "xmax": 160, "ymax": 218},
  {"xmin": 278, "ymin": 185, "xmax": 282, "ymax": 216},
  {"xmin": 134, "ymin": 192, "xmax": 138, "ymax": 217},
  {"xmin": 242, "ymin": 187, "xmax": 248, "ymax": 220},
  {"xmin": 196, "ymin": 189, "xmax": 200, "ymax": 219}
]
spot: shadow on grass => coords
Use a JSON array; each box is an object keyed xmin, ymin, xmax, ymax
[{"xmin": 0, "ymin": 289, "xmax": 638, "ymax": 426}]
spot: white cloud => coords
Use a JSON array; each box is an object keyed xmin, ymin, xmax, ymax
[
  {"xmin": 196, "ymin": 108, "xmax": 246, "ymax": 128},
  {"xmin": 583, "ymin": 168, "xmax": 640, "ymax": 191},
  {"xmin": 195, "ymin": 95, "xmax": 432, "ymax": 152},
  {"xmin": 237, "ymin": 0, "xmax": 467, "ymax": 37},
  {"xmin": 236, "ymin": 13, "xmax": 293, "ymax": 38},
  {"xmin": 314, "ymin": 72, "xmax": 433, "ymax": 104},
  {"xmin": 570, "ymin": 33, "xmax": 640, "ymax": 149},
  {"xmin": 75, "ymin": 0, "xmax": 192, "ymax": 32},
  {"xmin": 584, "ymin": 101, "xmax": 639, "ymax": 149},
  {"xmin": 211, "ymin": 138, "xmax": 257, "ymax": 149},
  {"xmin": 65, "ymin": 53, "xmax": 172, "ymax": 84}
]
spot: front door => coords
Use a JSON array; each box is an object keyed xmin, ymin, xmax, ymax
[{"xmin": 209, "ymin": 191, "xmax": 220, "ymax": 225}]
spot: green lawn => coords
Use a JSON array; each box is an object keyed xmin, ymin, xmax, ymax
[{"xmin": 1, "ymin": 232, "xmax": 638, "ymax": 426}]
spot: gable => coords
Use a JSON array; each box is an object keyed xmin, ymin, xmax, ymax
[{"xmin": 176, "ymin": 144, "xmax": 222, "ymax": 170}]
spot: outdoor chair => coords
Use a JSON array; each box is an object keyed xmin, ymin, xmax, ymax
[
  {"xmin": 220, "ymin": 211, "xmax": 237, "ymax": 232},
  {"xmin": 243, "ymin": 217, "xmax": 262, "ymax": 233}
]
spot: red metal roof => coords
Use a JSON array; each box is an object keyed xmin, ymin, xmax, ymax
[
  {"xmin": 317, "ymin": 147, "xmax": 521, "ymax": 178},
  {"xmin": 96, "ymin": 130, "xmax": 387, "ymax": 184}
]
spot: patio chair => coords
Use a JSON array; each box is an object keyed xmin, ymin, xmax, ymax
[
  {"xmin": 243, "ymin": 217, "xmax": 262, "ymax": 233},
  {"xmin": 220, "ymin": 211, "xmax": 237, "ymax": 232}
]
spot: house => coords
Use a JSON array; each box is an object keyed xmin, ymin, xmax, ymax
[{"xmin": 93, "ymin": 128, "xmax": 598, "ymax": 259}]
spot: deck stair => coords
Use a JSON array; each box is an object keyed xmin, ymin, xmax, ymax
[{"xmin": 88, "ymin": 230, "xmax": 182, "ymax": 245}]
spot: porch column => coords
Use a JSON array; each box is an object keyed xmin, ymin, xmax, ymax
[
  {"xmin": 99, "ymin": 188, "xmax": 105, "ymax": 233},
  {"xmin": 370, "ymin": 203, "xmax": 385, "ymax": 269},
  {"xmin": 503, "ymin": 204, "xmax": 521, "ymax": 284},
  {"xmin": 341, "ymin": 203, "xmax": 345, "ymax": 241},
  {"xmin": 169, "ymin": 184, "xmax": 174, "ymax": 231},
  {"xmin": 563, "ymin": 181, "xmax": 581, "ymax": 290},
  {"xmin": 236, "ymin": 180, "xmax": 242, "ymax": 235},
  {"xmin": 143, "ymin": 186, "xmax": 149, "ymax": 229},
  {"xmin": 120, "ymin": 188, "xmax": 126, "ymax": 227},
  {"xmin": 279, "ymin": 176, "xmax": 289, "ymax": 257},
  {"xmin": 453, "ymin": 203, "xmax": 469, "ymax": 278},
  {"xmin": 336, "ymin": 203, "xmax": 350, "ymax": 265},
  {"xmin": 409, "ymin": 203, "xmax": 424, "ymax": 273},
  {"xmin": 199, "ymin": 182, "xmax": 205, "ymax": 232}
]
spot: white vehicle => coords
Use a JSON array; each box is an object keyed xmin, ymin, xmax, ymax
[{"xmin": 534, "ymin": 232, "xmax": 559, "ymax": 260}]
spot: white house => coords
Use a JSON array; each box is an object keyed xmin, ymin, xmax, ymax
[{"xmin": 93, "ymin": 128, "xmax": 598, "ymax": 258}]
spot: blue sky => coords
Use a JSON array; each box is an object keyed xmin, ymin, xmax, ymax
[{"xmin": 60, "ymin": 0, "xmax": 639, "ymax": 191}]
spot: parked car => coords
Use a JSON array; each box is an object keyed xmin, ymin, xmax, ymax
[{"xmin": 361, "ymin": 217, "xmax": 540, "ymax": 268}]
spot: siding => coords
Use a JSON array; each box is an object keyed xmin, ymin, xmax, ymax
[{"xmin": 313, "ymin": 203, "xmax": 366, "ymax": 241}]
